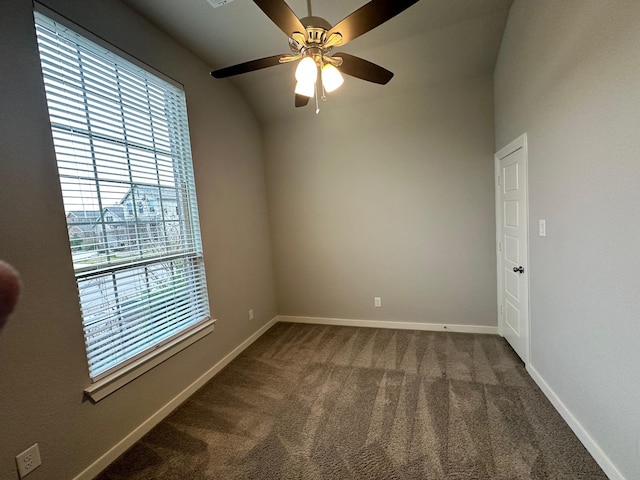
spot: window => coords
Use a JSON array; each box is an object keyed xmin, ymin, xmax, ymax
[{"xmin": 34, "ymin": 10, "xmax": 212, "ymax": 392}]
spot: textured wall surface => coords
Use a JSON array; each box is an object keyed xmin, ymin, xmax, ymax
[
  {"xmin": 265, "ymin": 77, "xmax": 497, "ymax": 327},
  {"xmin": 494, "ymin": 1, "xmax": 640, "ymax": 478},
  {"xmin": 0, "ymin": 0, "xmax": 276, "ymax": 478}
]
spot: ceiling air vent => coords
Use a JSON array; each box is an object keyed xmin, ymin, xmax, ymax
[{"xmin": 206, "ymin": 0, "xmax": 234, "ymax": 8}]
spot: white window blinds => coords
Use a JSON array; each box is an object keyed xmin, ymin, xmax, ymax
[{"xmin": 34, "ymin": 11, "xmax": 211, "ymax": 381}]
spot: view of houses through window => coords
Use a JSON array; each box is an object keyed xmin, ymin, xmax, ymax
[{"xmin": 66, "ymin": 185, "xmax": 181, "ymax": 268}]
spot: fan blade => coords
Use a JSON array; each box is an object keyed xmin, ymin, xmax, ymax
[
  {"xmin": 333, "ymin": 53, "xmax": 394, "ymax": 85},
  {"xmin": 327, "ymin": 0, "xmax": 420, "ymax": 46},
  {"xmin": 253, "ymin": 0, "xmax": 306, "ymax": 37},
  {"xmin": 295, "ymin": 94, "xmax": 310, "ymax": 107},
  {"xmin": 211, "ymin": 54, "xmax": 284, "ymax": 78}
]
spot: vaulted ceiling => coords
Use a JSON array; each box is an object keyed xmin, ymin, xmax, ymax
[{"xmin": 122, "ymin": 0, "xmax": 514, "ymax": 124}]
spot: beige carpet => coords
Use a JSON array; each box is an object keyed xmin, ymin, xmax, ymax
[{"xmin": 95, "ymin": 322, "xmax": 607, "ymax": 479}]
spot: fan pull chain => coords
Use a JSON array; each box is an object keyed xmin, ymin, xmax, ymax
[{"xmin": 315, "ymin": 63, "xmax": 322, "ymax": 114}]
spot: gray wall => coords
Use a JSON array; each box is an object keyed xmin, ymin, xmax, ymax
[
  {"xmin": 494, "ymin": 1, "xmax": 640, "ymax": 478},
  {"xmin": 0, "ymin": 0, "xmax": 277, "ymax": 478},
  {"xmin": 265, "ymin": 77, "xmax": 497, "ymax": 326}
]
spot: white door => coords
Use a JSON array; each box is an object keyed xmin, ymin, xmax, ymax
[{"xmin": 495, "ymin": 134, "xmax": 529, "ymax": 363}]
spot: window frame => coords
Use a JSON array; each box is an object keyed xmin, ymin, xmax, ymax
[{"xmin": 34, "ymin": 3, "xmax": 215, "ymax": 402}]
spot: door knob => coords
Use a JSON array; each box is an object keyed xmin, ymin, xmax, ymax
[{"xmin": 513, "ymin": 266, "xmax": 524, "ymax": 274}]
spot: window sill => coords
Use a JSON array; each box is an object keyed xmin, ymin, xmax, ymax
[{"xmin": 84, "ymin": 318, "xmax": 216, "ymax": 403}]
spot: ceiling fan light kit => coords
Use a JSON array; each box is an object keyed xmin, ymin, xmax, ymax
[
  {"xmin": 321, "ymin": 63, "xmax": 343, "ymax": 93},
  {"xmin": 294, "ymin": 80, "xmax": 315, "ymax": 98},
  {"xmin": 210, "ymin": 0, "xmax": 420, "ymax": 112},
  {"xmin": 295, "ymin": 56, "xmax": 317, "ymax": 84}
]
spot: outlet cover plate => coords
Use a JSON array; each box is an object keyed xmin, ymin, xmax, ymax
[{"xmin": 16, "ymin": 444, "xmax": 41, "ymax": 478}]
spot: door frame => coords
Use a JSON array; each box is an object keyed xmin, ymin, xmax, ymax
[{"xmin": 494, "ymin": 133, "xmax": 531, "ymax": 365}]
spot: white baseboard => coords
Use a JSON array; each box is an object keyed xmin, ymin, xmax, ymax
[
  {"xmin": 73, "ymin": 316, "xmax": 279, "ymax": 480},
  {"xmin": 277, "ymin": 315, "xmax": 498, "ymax": 335},
  {"xmin": 527, "ymin": 364, "xmax": 625, "ymax": 480}
]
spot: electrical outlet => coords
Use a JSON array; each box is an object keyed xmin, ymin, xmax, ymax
[
  {"xmin": 16, "ymin": 444, "xmax": 41, "ymax": 478},
  {"xmin": 248, "ymin": 308, "xmax": 254, "ymax": 321},
  {"xmin": 374, "ymin": 297, "xmax": 382, "ymax": 308}
]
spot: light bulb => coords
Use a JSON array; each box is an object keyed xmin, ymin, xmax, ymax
[
  {"xmin": 295, "ymin": 57, "xmax": 318, "ymax": 84},
  {"xmin": 321, "ymin": 63, "xmax": 344, "ymax": 93},
  {"xmin": 295, "ymin": 80, "xmax": 315, "ymax": 98}
]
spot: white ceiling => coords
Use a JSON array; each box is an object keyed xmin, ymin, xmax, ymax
[{"xmin": 122, "ymin": 0, "xmax": 514, "ymax": 124}]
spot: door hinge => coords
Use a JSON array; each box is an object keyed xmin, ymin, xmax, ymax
[
  {"xmin": 497, "ymin": 175, "xmax": 501, "ymax": 187},
  {"xmin": 498, "ymin": 241, "xmax": 502, "ymax": 252},
  {"xmin": 499, "ymin": 305, "xmax": 503, "ymax": 315}
]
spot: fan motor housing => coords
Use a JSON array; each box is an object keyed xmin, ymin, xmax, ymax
[
  {"xmin": 301, "ymin": 16, "xmax": 331, "ymax": 30},
  {"xmin": 301, "ymin": 16, "xmax": 331, "ymax": 45}
]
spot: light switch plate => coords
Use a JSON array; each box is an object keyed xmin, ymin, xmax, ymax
[{"xmin": 539, "ymin": 219, "xmax": 546, "ymax": 237}]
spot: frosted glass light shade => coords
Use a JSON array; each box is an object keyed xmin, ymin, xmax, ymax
[
  {"xmin": 295, "ymin": 57, "xmax": 317, "ymax": 84},
  {"xmin": 321, "ymin": 63, "xmax": 344, "ymax": 92},
  {"xmin": 295, "ymin": 80, "xmax": 315, "ymax": 98}
]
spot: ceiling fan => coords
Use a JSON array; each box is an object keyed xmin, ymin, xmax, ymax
[{"xmin": 210, "ymin": 0, "xmax": 420, "ymax": 111}]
